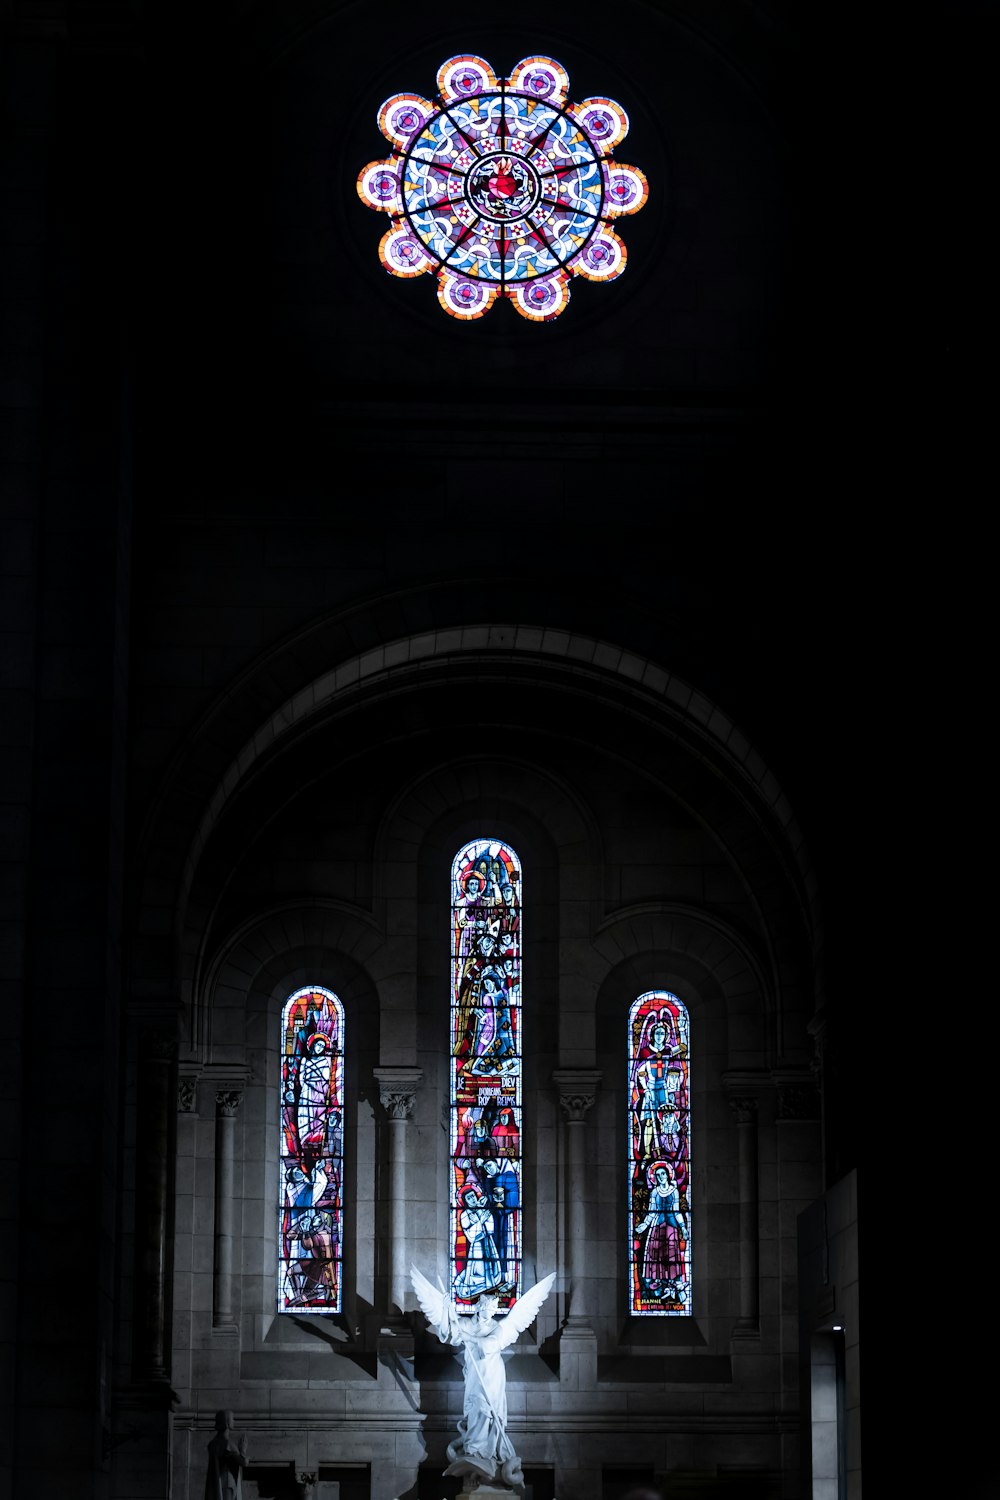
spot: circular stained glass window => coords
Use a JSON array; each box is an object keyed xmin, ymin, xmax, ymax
[{"xmin": 358, "ymin": 54, "xmax": 648, "ymax": 322}]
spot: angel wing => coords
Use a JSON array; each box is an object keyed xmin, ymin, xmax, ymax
[
  {"xmin": 487, "ymin": 1271, "xmax": 555, "ymax": 1352},
  {"xmin": 409, "ymin": 1264, "xmax": 452, "ymax": 1341}
]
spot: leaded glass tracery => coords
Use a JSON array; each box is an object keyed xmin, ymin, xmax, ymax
[
  {"xmin": 450, "ymin": 839, "xmax": 522, "ymax": 1312},
  {"xmin": 628, "ymin": 990, "xmax": 691, "ymax": 1315},
  {"xmin": 279, "ymin": 985, "xmax": 344, "ymax": 1313},
  {"xmin": 358, "ymin": 54, "xmax": 648, "ymax": 321}
]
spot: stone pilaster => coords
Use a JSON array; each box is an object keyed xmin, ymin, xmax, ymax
[
  {"xmin": 213, "ymin": 1089, "xmax": 243, "ymax": 1331},
  {"xmin": 728, "ymin": 1093, "xmax": 760, "ymax": 1339},
  {"xmin": 553, "ymin": 1069, "xmax": 601, "ymax": 1389},
  {"xmin": 374, "ymin": 1066, "xmax": 423, "ymax": 1320},
  {"xmin": 134, "ymin": 1025, "xmax": 178, "ymax": 1383}
]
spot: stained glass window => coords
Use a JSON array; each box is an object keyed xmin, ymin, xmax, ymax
[
  {"xmin": 628, "ymin": 990, "xmax": 691, "ymax": 1315},
  {"xmin": 279, "ymin": 986, "xmax": 345, "ymax": 1313},
  {"xmin": 450, "ymin": 839, "xmax": 522, "ymax": 1312},
  {"xmin": 358, "ymin": 54, "xmax": 648, "ymax": 321}
]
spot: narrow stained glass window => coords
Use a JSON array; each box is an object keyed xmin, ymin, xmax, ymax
[
  {"xmin": 450, "ymin": 838, "xmax": 522, "ymax": 1312},
  {"xmin": 279, "ymin": 985, "xmax": 344, "ymax": 1313},
  {"xmin": 628, "ymin": 990, "xmax": 691, "ymax": 1315}
]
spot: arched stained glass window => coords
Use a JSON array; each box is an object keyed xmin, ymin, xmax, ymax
[
  {"xmin": 628, "ymin": 990, "xmax": 691, "ymax": 1315},
  {"xmin": 450, "ymin": 838, "xmax": 522, "ymax": 1312},
  {"xmin": 279, "ymin": 985, "xmax": 345, "ymax": 1313}
]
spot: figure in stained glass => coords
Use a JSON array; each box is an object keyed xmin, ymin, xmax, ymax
[
  {"xmin": 635, "ymin": 1161, "xmax": 687, "ymax": 1302},
  {"xmin": 628, "ymin": 990, "xmax": 691, "ymax": 1315},
  {"xmin": 279, "ymin": 986, "xmax": 344, "ymax": 1313},
  {"xmin": 474, "ymin": 1148, "xmax": 520, "ymax": 1284},
  {"xmin": 493, "ymin": 1104, "xmax": 519, "ymax": 1159},
  {"xmin": 631, "ymin": 1010, "xmax": 687, "ymax": 1164},
  {"xmin": 358, "ymin": 55, "xmax": 648, "ymax": 321},
  {"xmin": 453, "ymin": 1183, "xmax": 505, "ymax": 1301},
  {"xmin": 451, "ymin": 838, "xmax": 522, "ymax": 1311}
]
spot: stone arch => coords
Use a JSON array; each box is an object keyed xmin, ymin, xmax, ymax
[
  {"xmin": 176, "ymin": 907, "xmax": 383, "ymax": 1366},
  {"xmin": 131, "ymin": 615, "xmax": 819, "ymax": 1038},
  {"xmin": 179, "ymin": 623, "xmax": 808, "ymax": 902},
  {"xmin": 374, "ymin": 761, "xmax": 588, "ymax": 1320},
  {"xmin": 592, "ymin": 907, "xmax": 767, "ymax": 1348}
]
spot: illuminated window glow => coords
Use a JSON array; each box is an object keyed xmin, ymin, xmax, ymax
[
  {"xmin": 628, "ymin": 990, "xmax": 691, "ymax": 1315},
  {"xmin": 279, "ymin": 986, "xmax": 344, "ymax": 1313},
  {"xmin": 358, "ymin": 55, "xmax": 648, "ymax": 321},
  {"xmin": 450, "ymin": 839, "xmax": 522, "ymax": 1311}
]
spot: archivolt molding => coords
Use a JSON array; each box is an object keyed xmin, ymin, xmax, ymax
[
  {"xmin": 193, "ymin": 898, "xmax": 381, "ymax": 1065},
  {"xmin": 177, "ymin": 625, "xmax": 806, "ymax": 904},
  {"xmin": 594, "ymin": 901, "xmax": 770, "ymax": 1014},
  {"xmin": 590, "ymin": 898, "xmax": 775, "ymax": 1067},
  {"xmin": 134, "ymin": 621, "xmax": 818, "ymax": 1037},
  {"xmin": 373, "ymin": 752, "xmax": 603, "ymax": 920}
]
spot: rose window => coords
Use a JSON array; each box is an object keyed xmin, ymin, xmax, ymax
[{"xmin": 357, "ymin": 54, "xmax": 648, "ymax": 322}]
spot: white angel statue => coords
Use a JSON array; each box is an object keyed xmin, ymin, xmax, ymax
[{"xmin": 410, "ymin": 1265, "xmax": 555, "ymax": 1490}]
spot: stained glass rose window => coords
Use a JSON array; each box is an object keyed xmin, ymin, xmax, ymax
[{"xmin": 358, "ymin": 54, "xmax": 648, "ymax": 321}]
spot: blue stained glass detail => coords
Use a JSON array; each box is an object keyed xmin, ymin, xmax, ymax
[
  {"xmin": 358, "ymin": 54, "xmax": 647, "ymax": 321},
  {"xmin": 450, "ymin": 839, "xmax": 522, "ymax": 1313},
  {"xmin": 628, "ymin": 991, "xmax": 691, "ymax": 1316},
  {"xmin": 278, "ymin": 986, "xmax": 345, "ymax": 1314}
]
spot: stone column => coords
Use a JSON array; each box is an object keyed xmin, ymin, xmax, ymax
[
  {"xmin": 552, "ymin": 1069, "xmax": 601, "ymax": 1398},
  {"xmin": 134, "ymin": 1025, "xmax": 177, "ymax": 1383},
  {"xmin": 374, "ymin": 1066, "xmax": 422, "ymax": 1319},
  {"xmin": 549, "ymin": 1035, "xmax": 602, "ymax": 1500},
  {"xmin": 213, "ymin": 1090, "xmax": 243, "ymax": 1331},
  {"xmin": 729, "ymin": 1095, "xmax": 760, "ymax": 1337}
]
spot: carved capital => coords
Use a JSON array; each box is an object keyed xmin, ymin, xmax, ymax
[
  {"xmin": 382, "ymin": 1089, "xmax": 417, "ymax": 1120},
  {"xmin": 553, "ymin": 1069, "xmax": 602, "ymax": 1122},
  {"xmin": 374, "ymin": 1066, "xmax": 422, "ymax": 1121},
  {"xmin": 777, "ymin": 1084, "xmax": 820, "ymax": 1121},
  {"xmin": 177, "ymin": 1077, "xmax": 197, "ymax": 1113},
  {"xmin": 215, "ymin": 1090, "xmax": 243, "ymax": 1118},
  {"xmin": 141, "ymin": 1025, "xmax": 177, "ymax": 1063},
  {"xmin": 729, "ymin": 1096, "xmax": 758, "ymax": 1125}
]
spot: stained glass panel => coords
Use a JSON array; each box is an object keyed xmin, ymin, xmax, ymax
[
  {"xmin": 450, "ymin": 838, "xmax": 522, "ymax": 1313},
  {"xmin": 358, "ymin": 54, "xmax": 647, "ymax": 321},
  {"xmin": 628, "ymin": 990, "xmax": 691, "ymax": 1315},
  {"xmin": 278, "ymin": 986, "xmax": 344, "ymax": 1314}
]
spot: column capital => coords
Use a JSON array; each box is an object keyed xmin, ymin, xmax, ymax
[
  {"xmin": 215, "ymin": 1089, "xmax": 243, "ymax": 1117},
  {"xmin": 728, "ymin": 1096, "xmax": 758, "ymax": 1125},
  {"xmin": 139, "ymin": 1025, "xmax": 178, "ymax": 1062},
  {"xmin": 552, "ymin": 1069, "xmax": 602, "ymax": 1121},
  {"xmin": 178, "ymin": 1076, "xmax": 198, "ymax": 1113},
  {"xmin": 374, "ymin": 1066, "xmax": 423, "ymax": 1120},
  {"xmin": 775, "ymin": 1083, "xmax": 820, "ymax": 1121}
]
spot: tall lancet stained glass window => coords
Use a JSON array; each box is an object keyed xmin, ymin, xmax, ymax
[
  {"xmin": 279, "ymin": 986, "xmax": 345, "ymax": 1313},
  {"xmin": 450, "ymin": 839, "xmax": 522, "ymax": 1312},
  {"xmin": 628, "ymin": 990, "xmax": 691, "ymax": 1315},
  {"xmin": 358, "ymin": 54, "xmax": 648, "ymax": 321}
]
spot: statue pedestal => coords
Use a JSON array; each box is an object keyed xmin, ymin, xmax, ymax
[{"xmin": 462, "ymin": 1485, "xmax": 522, "ymax": 1500}]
